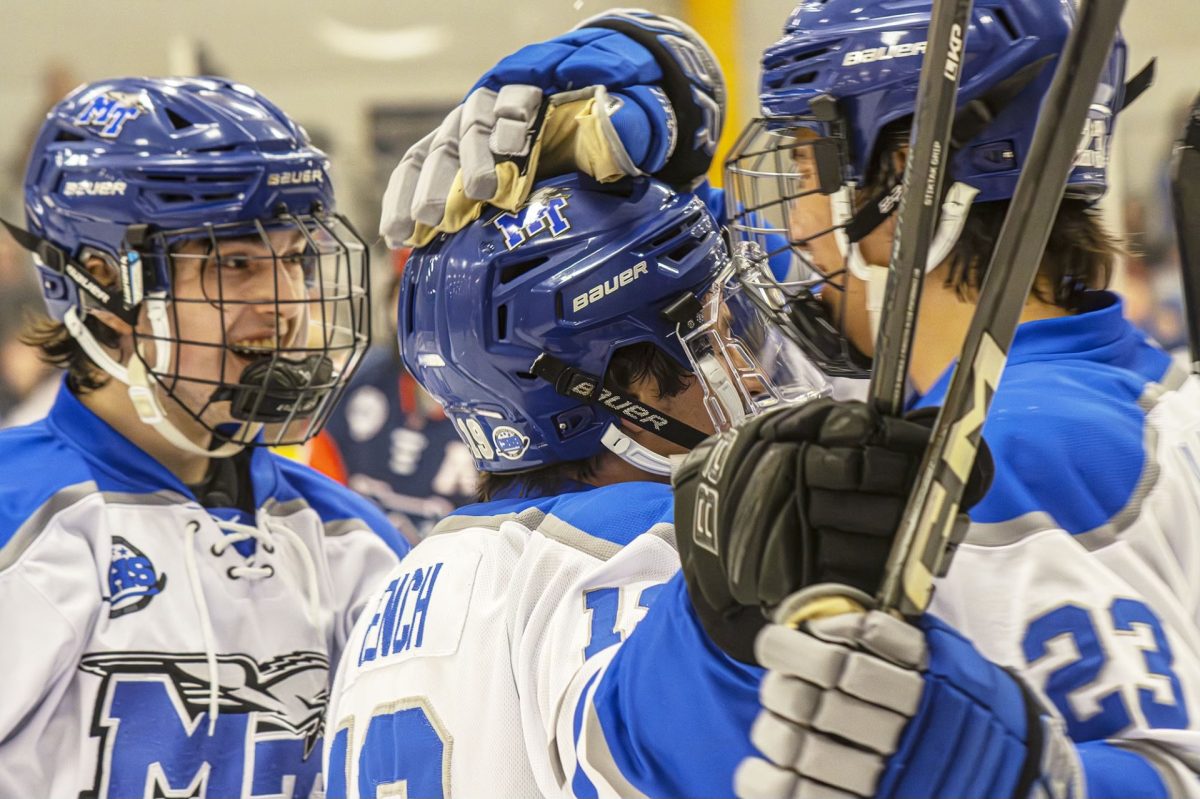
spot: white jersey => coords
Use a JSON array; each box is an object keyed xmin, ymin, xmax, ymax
[
  {"xmin": 324, "ymin": 480, "xmax": 766, "ymax": 799},
  {"xmin": 921, "ymin": 293, "xmax": 1200, "ymax": 795},
  {"xmin": 0, "ymin": 382, "xmax": 408, "ymax": 798}
]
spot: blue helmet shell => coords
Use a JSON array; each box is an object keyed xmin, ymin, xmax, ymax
[
  {"xmin": 759, "ymin": 0, "xmax": 1126, "ymax": 203},
  {"xmin": 399, "ymin": 175, "xmax": 726, "ymax": 473},
  {"xmin": 22, "ymin": 76, "xmax": 337, "ymax": 320}
]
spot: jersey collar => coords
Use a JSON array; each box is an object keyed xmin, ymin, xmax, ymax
[
  {"xmin": 920, "ymin": 291, "xmax": 1135, "ymax": 405},
  {"xmin": 45, "ymin": 378, "xmax": 280, "ymax": 502}
]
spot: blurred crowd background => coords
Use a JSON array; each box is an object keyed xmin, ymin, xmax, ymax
[{"xmin": 1, "ymin": 0, "xmax": 1196, "ymax": 542}]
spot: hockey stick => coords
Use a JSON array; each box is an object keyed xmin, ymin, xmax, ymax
[
  {"xmin": 869, "ymin": 0, "xmax": 975, "ymax": 417},
  {"xmin": 871, "ymin": 0, "xmax": 1127, "ymax": 615},
  {"xmin": 1171, "ymin": 92, "xmax": 1200, "ymax": 373}
]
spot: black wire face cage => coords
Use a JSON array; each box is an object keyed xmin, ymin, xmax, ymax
[
  {"xmin": 725, "ymin": 112, "xmax": 851, "ymax": 284},
  {"xmin": 724, "ymin": 114, "xmax": 877, "ymax": 378},
  {"xmin": 132, "ymin": 212, "xmax": 370, "ymax": 449}
]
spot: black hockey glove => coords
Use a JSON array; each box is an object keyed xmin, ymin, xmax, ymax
[{"xmin": 672, "ymin": 398, "xmax": 994, "ymax": 664}]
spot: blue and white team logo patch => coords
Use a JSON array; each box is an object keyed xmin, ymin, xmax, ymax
[
  {"xmin": 491, "ymin": 188, "xmax": 571, "ymax": 251},
  {"xmin": 492, "ymin": 425, "xmax": 530, "ymax": 460},
  {"xmin": 75, "ymin": 91, "xmax": 145, "ymax": 138},
  {"xmin": 107, "ymin": 536, "xmax": 166, "ymax": 618}
]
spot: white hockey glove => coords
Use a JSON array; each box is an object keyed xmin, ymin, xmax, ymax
[
  {"xmin": 734, "ymin": 605, "xmax": 1085, "ymax": 799},
  {"xmin": 380, "ymin": 9, "xmax": 725, "ymax": 248}
]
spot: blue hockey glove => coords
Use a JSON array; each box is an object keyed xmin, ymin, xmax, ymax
[
  {"xmin": 735, "ymin": 608, "xmax": 1085, "ymax": 799},
  {"xmin": 380, "ymin": 10, "xmax": 724, "ymax": 247}
]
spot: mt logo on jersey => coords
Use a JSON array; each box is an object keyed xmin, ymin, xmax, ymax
[{"xmin": 79, "ymin": 650, "xmax": 329, "ymax": 798}]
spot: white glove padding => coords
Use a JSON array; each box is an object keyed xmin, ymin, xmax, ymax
[
  {"xmin": 735, "ymin": 608, "xmax": 1086, "ymax": 799},
  {"xmin": 379, "ymin": 11, "xmax": 724, "ymax": 249},
  {"xmin": 380, "ymin": 84, "xmax": 647, "ymax": 248}
]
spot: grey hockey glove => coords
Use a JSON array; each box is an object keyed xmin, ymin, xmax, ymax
[
  {"xmin": 735, "ymin": 607, "xmax": 1084, "ymax": 799},
  {"xmin": 672, "ymin": 399, "xmax": 993, "ymax": 664},
  {"xmin": 380, "ymin": 9, "xmax": 725, "ymax": 247}
]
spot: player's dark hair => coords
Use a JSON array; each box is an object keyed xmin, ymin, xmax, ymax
[
  {"xmin": 22, "ymin": 315, "xmax": 116, "ymax": 394},
  {"xmin": 474, "ymin": 341, "xmax": 693, "ymax": 502},
  {"xmin": 865, "ymin": 122, "xmax": 1119, "ymax": 310}
]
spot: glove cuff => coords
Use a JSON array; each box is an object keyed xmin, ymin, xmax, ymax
[
  {"xmin": 582, "ymin": 14, "xmax": 725, "ymax": 186},
  {"xmin": 1014, "ymin": 673, "xmax": 1086, "ymax": 799}
]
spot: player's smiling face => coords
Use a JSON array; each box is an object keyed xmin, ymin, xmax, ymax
[{"xmin": 157, "ymin": 228, "xmax": 314, "ymax": 425}]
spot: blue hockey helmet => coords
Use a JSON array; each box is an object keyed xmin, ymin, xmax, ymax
[
  {"xmin": 402, "ymin": 175, "xmax": 724, "ymax": 474},
  {"xmin": 5, "ymin": 77, "xmax": 371, "ymax": 454},
  {"xmin": 724, "ymin": 0, "xmax": 1131, "ymax": 372},
  {"xmin": 753, "ymin": 0, "xmax": 1125, "ymax": 203}
]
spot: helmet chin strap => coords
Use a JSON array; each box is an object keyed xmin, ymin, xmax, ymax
[
  {"xmin": 600, "ymin": 424, "xmax": 677, "ymax": 476},
  {"xmin": 65, "ymin": 294, "xmax": 255, "ymax": 459},
  {"xmin": 831, "ymin": 181, "xmax": 979, "ymax": 340}
]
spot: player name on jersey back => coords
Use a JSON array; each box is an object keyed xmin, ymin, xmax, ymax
[{"xmin": 354, "ymin": 547, "xmax": 481, "ymax": 671}]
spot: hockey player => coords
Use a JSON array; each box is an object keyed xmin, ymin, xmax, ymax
[
  {"xmin": 0, "ymin": 78, "xmax": 408, "ymax": 798},
  {"xmin": 374, "ymin": 3, "xmax": 1200, "ymax": 797},
  {"xmin": 321, "ymin": 173, "xmax": 1086, "ymax": 798}
]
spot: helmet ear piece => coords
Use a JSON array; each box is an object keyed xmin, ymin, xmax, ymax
[{"xmin": 812, "ymin": 137, "xmax": 843, "ymax": 195}]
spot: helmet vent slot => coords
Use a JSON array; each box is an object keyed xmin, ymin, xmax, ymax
[
  {"xmin": 646, "ymin": 210, "xmax": 703, "ymax": 249},
  {"xmin": 496, "ymin": 303, "xmax": 509, "ymax": 340},
  {"xmin": 765, "ymin": 45, "xmax": 835, "ymax": 70},
  {"xmin": 201, "ymin": 192, "xmax": 238, "ymax": 202},
  {"xmin": 197, "ymin": 144, "xmax": 238, "ymax": 153},
  {"xmin": 196, "ymin": 173, "xmax": 253, "ymax": 184},
  {"xmin": 145, "ymin": 173, "xmax": 188, "ymax": 183},
  {"xmin": 665, "ymin": 236, "xmax": 704, "ymax": 263},
  {"xmin": 993, "ymin": 7, "xmax": 1019, "ymax": 41},
  {"xmin": 55, "ymin": 130, "xmax": 85, "ymax": 142},
  {"xmin": 157, "ymin": 192, "xmax": 192, "ymax": 203},
  {"xmin": 405, "ymin": 278, "xmax": 416, "ymax": 335},
  {"xmin": 786, "ymin": 71, "xmax": 818, "ymax": 87},
  {"xmin": 165, "ymin": 108, "xmax": 193, "ymax": 130},
  {"xmin": 499, "ymin": 255, "xmax": 549, "ymax": 284}
]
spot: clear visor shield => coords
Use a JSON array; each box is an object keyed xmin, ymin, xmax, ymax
[
  {"xmin": 135, "ymin": 213, "xmax": 370, "ymax": 447},
  {"xmin": 679, "ymin": 242, "xmax": 833, "ymax": 432}
]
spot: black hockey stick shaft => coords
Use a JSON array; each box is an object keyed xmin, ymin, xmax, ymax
[
  {"xmin": 876, "ymin": 0, "xmax": 1127, "ymax": 615},
  {"xmin": 1171, "ymin": 92, "xmax": 1200, "ymax": 373},
  {"xmin": 869, "ymin": 0, "xmax": 975, "ymax": 417}
]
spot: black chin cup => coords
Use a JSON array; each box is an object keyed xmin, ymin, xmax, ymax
[
  {"xmin": 784, "ymin": 289, "xmax": 871, "ymax": 379},
  {"xmin": 214, "ymin": 355, "xmax": 335, "ymax": 423}
]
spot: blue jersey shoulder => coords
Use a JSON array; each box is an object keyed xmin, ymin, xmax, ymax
[
  {"xmin": 454, "ymin": 481, "xmax": 674, "ymax": 547},
  {"xmin": 918, "ymin": 298, "xmax": 1174, "ymax": 536},
  {"xmin": 266, "ymin": 454, "xmax": 410, "ymax": 558},
  {"xmin": 0, "ymin": 418, "xmax": 96, "ymax": 549},
  {"xmin": 947, "ymin": 358, "xmax": 1159, "ymax": 534}
]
